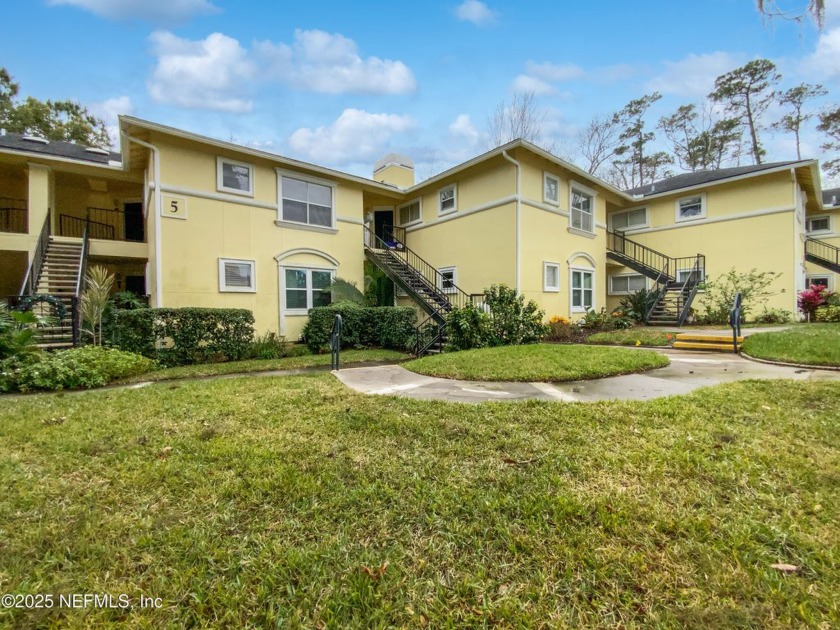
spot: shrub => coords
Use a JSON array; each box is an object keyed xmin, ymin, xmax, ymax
[
  {"xmin": 111, "ymin": 308, "xmax": 255, "ymax": 366},
  {"xmin": 815, "ymin": 305, "xmax": 840, "ymax": 322},
  {"xmin": 445, "ymin": 304, "xmax": 491, "ymax": 351},
  {"xmin": 798, "ymin": 284, "xmax": 835, "ymax": 321},
  {"xmin": 483, "ymin": 285, "xmax": 548, "ymax": 345},
  {"xmin": 302, "ymin": 304, "xmax": 416, "ymax": 353},
  {"xmin": 753, "ymin": 308, "xmax": 793, "ymax": 324},
  {"xmin": 2, "ymin": 346, "xmax": 154, "ymax": 392},
  {"xmin": 1, "ymin": 305, "xmax": 42, "ymax": 360},
  {"xmin": 245, "ymin": 332, "xmax": 309, "ymax": 360},
  {"xmin": 619, "ymin": 289, "xmax": 658, "ymax": 322},
  {"xmin": 546, "ymin": 319, "xmax": 587, "ymax": 343},
  {"xmin": 697, "ymin": 268, "xmax": 782, "ymax": 324},
  {"xmin": 577, "ymin": 308, "xmax": 613, "ymax": 330}
]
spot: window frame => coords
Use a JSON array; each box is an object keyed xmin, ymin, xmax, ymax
[
  {"xmin": 675, "ymin": 193, "xmax": 707, "ymax": 223},
  {"xmin": 543, "ymin": 261, "xmax": 560, "ymax": 292},
  {"xmin": 277, "ymin": 170, "xmax": 337, "ymax": 230},
  {"xmin": 608, "ymin": 273, "xmax": 647, "ymax": 295},
  {"xmin": 218, "ymin": 258, "xmax": 256, "ymax": 293},
  {"xmin": 806, "ymin": 274, "xmax": 832, "ymax": 290},
  {"xmin": 281, "ymin": 266, "xmax": 335, "ymax": 315},
  {"xmin": 569, "ymin": 181, "xmax": 596, "ymax": 234},
  {"xmin": 398, "ymin": 198, "xmax": 423, "ymax": 227},
  {"xmin": 543, "ymin": 172, "xmax": 560, "ymax": 205},
  {"xmin": 806, "ymin": 214, "xmax": 831, "ymax": 234},
  {"xmin": 570, "ymin": 267, "xmax": 595, "ymax": 313},
  {"xmin": 216, "ymin": 157, "xmax": 255, "ymax": 197},
  {"xmin": 438, "ymin": 184, "xmax": 457, "ymax": 216},
  {"xmin": 610, "ymin": 206, "xmax": 649, "ymax": 232},
  {"xmin": 437, "ymin": 266, "xmax": 457, "ymax": 294}
]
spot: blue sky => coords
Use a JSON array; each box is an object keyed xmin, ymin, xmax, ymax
[{"xmin": 2, "ymin": 0, "xmax": 839, "ymax": 182}]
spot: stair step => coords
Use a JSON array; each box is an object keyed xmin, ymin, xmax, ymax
[
  {"xmin": 676, "ymin": 334, "xmax": 744, "ymax": 343},
  {"xmin": 673, "ymin": 341, "xmax": 741, "ymax": 352}
]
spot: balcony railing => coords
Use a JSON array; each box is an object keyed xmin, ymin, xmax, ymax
[
  {"xmin": 58, "ymin": 206, "xmax": 145, "ymax": 242},
  {"xmin": 0, "ymin": 198, "xmax": 27, "ymax": 234}
]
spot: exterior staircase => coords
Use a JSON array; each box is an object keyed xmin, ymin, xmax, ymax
[
  {"xmin": 607, "ymin": 230, "xmax": 705, "ymax": 326},
  {"xmin": 805, "ymin": 237, "xmax": 840, "ymax": 274},
  {"xmin": 364, "ymin": 226, "xmax": 472, "ymax": 355}
]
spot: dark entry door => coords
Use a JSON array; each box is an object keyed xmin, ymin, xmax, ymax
[
  {"xmin": 125, "ymin": 275, "xmax": 146, "ymax": 295},
  {"xmin": 374, "ymin": 210, "xmax": 394, "ymax": 242},
  {"xmin": 124, "ymin": 202, "xmax": 144, "ymax": 242}
]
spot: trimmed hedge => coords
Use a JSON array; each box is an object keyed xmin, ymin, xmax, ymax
[
  {"xmin": 111, "ymin": 307, "xmax": 255, "ymax": 366},
  {"xmin": 815, "ymin": 306, "xmax": 840, "ymax": 322},
  {"xmin": 302, "ymin": 304, "xmax": 417, "ymax": 353}
]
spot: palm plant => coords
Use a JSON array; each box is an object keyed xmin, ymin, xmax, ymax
[{"xmin": 80, "ymin": 265, "xmax": 114, "ymax": 345}]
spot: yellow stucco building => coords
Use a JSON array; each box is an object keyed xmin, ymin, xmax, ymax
[{"xmin": 1, "ymin": 116, "xmax": 838, "ymax": 349}]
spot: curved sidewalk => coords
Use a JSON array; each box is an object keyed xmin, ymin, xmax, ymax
[{"xmin": 334, "ymin": 349, "xmax": 840, "ymax": 404}]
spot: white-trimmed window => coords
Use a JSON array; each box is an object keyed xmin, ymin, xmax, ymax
[
  {"xmin": 570, "ymin": 185, "xmax": 595, "ymax": 233},
  {"xmin": 610, "ymin": 207, "xmax": 648, "ymax": 231},
  {"xmin": 807, "ymin": 275, "xmax": 831, "ymax": 289},
  {"xmin": 543, "ymin": 173, "xmax": 560, "ymax": 204},
  {"xmin": 283, "ymin": 268, "xmax": 334, "ymax": 313},
  {"xmin": 217, "ymin": 157, "xmax": 254, "ymax": 196},
  {"xmin": 570, "ymin": 268, "xmax": 594, "ymax": 312},
  {"xmin": 676, "ymin": 268, "xmax": 705, "ymax": 284},
  {"xmin": 438, "ymin": 266, "xmax": 457, "ymax": 293},
  {"xmin": 609, "ymin": 273, "xmax": 646, "ymax": 295},
  {"xmin": 543, "ymin": 262, "xmax": 560, "ymax": 292},
  {"xmin": 439, "ymin": 184, "xmax": 457, "ymax": 214},
  {"xmin": 675, "ymin": 194, "xmax": 706, "ymax": 222},
  {"xmin": 279, "ymin": 173, "xmax": 334, "ymax": 228},
  {"xmin": 398, "ymin": 199, "xmax": 422, "ymax": 226},
  {"xmin": 806, "ymin": 215, "xmax": 831, "ymax": 234},
  {"xmin": 219, "ymin": 258, "xmax": 256, "ymax": 293}
]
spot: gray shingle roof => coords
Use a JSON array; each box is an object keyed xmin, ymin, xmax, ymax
[
  {"xmin": 625, "ymin": 161, "xmax": 803, "ymax": 197},
  {"xmin": 823, "ymin": 187, "xmax": 840, "ymax": 207},
  {"xmin": 0, "ymin": 132, "xmax": 120, "ymax": 165}
]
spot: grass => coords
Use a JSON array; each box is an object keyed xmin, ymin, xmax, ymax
[
  {"xmin": 586, "ymin": 328, "xmax": 673, "ymax": 346},
  {"xmin": 1, "ymin": 375, "xmax": 839, "ymax": 627},
  {"xmin": 118, "ymin": 348, "xmax": 410, "ymax": 383},
  {"xmin": 404, "ymin": 343, "xmax": 669, "ymax": 382},
  {"xmin": 742, "ymin": 324, "xmax": 840, "ymax": 367}
]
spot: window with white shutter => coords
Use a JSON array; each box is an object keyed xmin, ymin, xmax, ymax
[{"xmin": 219, "ymin": 259, "xmax": 256, "ymax": 292}]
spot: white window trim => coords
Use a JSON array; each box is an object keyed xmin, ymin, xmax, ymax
[
  {"xmin": 543, "ymin": 261, "xmax": 560, "ymax": 292},
  {"xmin": 675, "ymin": 192, "xmax": 707, "ymax": 223},
  {"xmin": 608, "ymin": 273, "xmax": 647, "ymax": 296},
  {"xmin": 569, "ymin": 266, "xmax": 595, "ymax": 313},
  {"xmin": 438, "ymin": 184, "xmax": 457, "ymax": 216},
  {"xmin": 218, "ymin": 258, "xmax": 256, "ymax": 293},
  {"xmin": 806, "ymin": 214, "xmax": 831, "ymax": 234},
  {"xmin": 543, "ymin": 172, "xmax": 560, "ymax": 205},
  {"xmin": 216, "ymin": 157, "xmax": 254, "ymax": 197},
  {"xmin": 281, "ymin": 266, "xmax": 335, "ymax": 316},
  {"xmin": 806, "ymin": 274, "xmax": 833, "ymax": 290},
  {"xmin": 397, "ymin": 197, "xmax": 423, "ymax": 227},
  {"xmin": 609, "ymin": 206, "xmax": 649, "ymax": 232},
  {"xmin": 569, "ymin": 181, "xmax": 597, "ymax": 234},
  {"xmin": 277, "ymin": 168, "xmax": 337, "ymax": 230},
  {"xmin": 438, "ymin": 266, "xmax": 457, "ymax": 293}
]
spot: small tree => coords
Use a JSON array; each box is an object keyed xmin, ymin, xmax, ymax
[
  {"xmin": 486, "ymin": 91, "xmax": 548, "ymax": 148},
  {"xmin": 818, "ymin": 105, "xmax": 840, "ymax": 179},
  {"xmin": 773, "ymin": 83, "xmax": 827, "ymax": 160},
  {"xmin": 798, "ymin": 284, "xmax": 835, "ymax": 321},
  {"xmin": 697, "ymin": 268, "xmax": 782, "ymax": 324},
  {"xmin": 483, "ymin": 284, "xmax": 548, "ymax": 346},
  {"xmin": 81, "ymin": 266, "xmax": 115, "ymax": 345}
]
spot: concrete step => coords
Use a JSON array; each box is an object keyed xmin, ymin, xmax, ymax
[
  {"xmin": 673, "ymin": 341, "xmax": 740, "ymax": 352},
  {"xmin": 676, "ymin": 333, "xmax": 744, "ymax": 343}
]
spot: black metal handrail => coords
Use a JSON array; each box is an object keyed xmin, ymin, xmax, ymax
[
  {"xmin": 0, "ymin": 198, "xmax": 27, "ymax": 233},
  {"xmin": 19, "ymin": 209, "xmax": 51, "ymax": 296},
  {"xmin": 415, "ymin": 314, "xmax": 446, "ymax": 356},
  {"xmin": 729, "ymin": 291, "xmax": 742, "ymax": 354},
  {"xmin": 608, "ymin": 230, "xmax": 672, "ymax": 280},
  {"xmin": 60, "ymin": 214, "xmax": 115, "ymax": 240},
  {"xmin": 676, "ymin": 255, "xmax": 704, "ymax": 326},
  {"xmin": 805, "ymin": 237, "xmax": 840, "ymax": 268},
  {"xmin": 329, "ymin": 314, "xmax": 342, "ymax": 370}
]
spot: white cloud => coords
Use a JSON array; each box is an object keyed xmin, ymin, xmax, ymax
[
  {"xmin": 255, "ymin": 29, "xmax": 416, "ymax": 94},
  {"xmin": 647, "ymin": 51, "xmax": 744, "ymax": 97},
  {"xmin": 455, "ymin": 0, "xmax": 496, "ymax": 26},
  {"xmin": 47, "ymin": 0, "xmax": 218, "ymax": 23},
  {"xmin": 288, "ymin": 109, "xmax": 415, "ymax": 164},
  {"xmin": 808, "ymin": 27, "xmax": 840, "ymax": 80},
  {"xmin": 511, "ymin": 74, "xmax": 555, "ymax": 95},
  {"xmin": 448, "ymin": 114, "xmax": 480, "ymax": 144},
  {"xmin": 525, "ymin": 61, "xmax": 585, "ymax": 82},
  {"xmin": 147, "ymin": 31, "xmax": 256, "ymax": 113},
  {"xmin": 89, "ymin": 96, "xmax": 133, "ymax": 147}
]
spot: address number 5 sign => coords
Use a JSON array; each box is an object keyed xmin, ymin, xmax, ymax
[{"xmin": 161, "ymin": 194, "xmax": 188, "ymax": 220}]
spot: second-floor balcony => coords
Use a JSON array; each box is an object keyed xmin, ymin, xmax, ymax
[
  {"xmin": 0, "ymin": 198, "xmax": 27, "ymax": 234},
  {"xmin": 58, "ymin": 205, "xmax": 145, "ymax": 242}
]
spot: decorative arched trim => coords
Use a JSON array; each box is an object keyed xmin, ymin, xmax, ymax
[
  {"xmin": 274, "ymin": 248, "xmax": 340, "ymax": 267},
  {"xmin": 566, "ymin": 251, "xmax": 597, "ymax": 267}
]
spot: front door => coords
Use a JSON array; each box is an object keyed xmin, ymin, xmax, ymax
[
  {"xmin": 374, "ymin": 209, "xmax": 394, "ymax": 242},
  {"xmin": 124, "ymin": 202, "xmax": 144, "ymax": 242}
]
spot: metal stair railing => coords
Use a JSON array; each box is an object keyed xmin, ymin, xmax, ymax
[
  {"xmin": 329, "ymin": 313, "xmax": 342, "ymax": 370},
  {"xmin": 676, "ymin": 254, "xmax": 704, "ymax": 326},
  {"xmin": 19, "ymin": 209, "xmax": 52, "ymax": 296},
  {"xmin": 607, "ymin": 230, "xmax": 674, "ymax": 281},
  {"xmin": 805, "ymin": 237, "xmax": 840, "ymax": 271},
  {"xmin": 728, "ymin": 292, "xmax": 742, "ymax": 354}
]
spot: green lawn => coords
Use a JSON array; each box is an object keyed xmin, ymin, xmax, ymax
[
  {"xmin": 119, "ymin": 348, "xmax": 410, "ymax": 383},
  {"xmin": 742, "ymin": 324, "xmax": 840, "ymax": 367},
  {"xmin": 586, "ymin": 328, "xmax": 673, "ymax": 346},
  {"xmin": 1, "ymin": 376, "xmax": 839, "ymax": 627},
  {"xmin": 405, "ymin": 343, "xmax": 669, "ymax": 382}
]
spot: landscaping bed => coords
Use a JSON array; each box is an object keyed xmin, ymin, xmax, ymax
[
  {"xmin": 1, "ymin": 376, "xmax": 838, "ymax": 627},
  {"xmin": 405, "ymin": 343, "xmax": 669, "ymax": 382},
  {"xmin": 742, "ymin": 324, "xmax": 840, "ymax": 367}
]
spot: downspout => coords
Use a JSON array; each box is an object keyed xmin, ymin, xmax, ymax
[
  {"xmin": 501, "ymin": 150, "xmax": 521, "ymax": 292},
  {"xmin": 121, "ymin": 132, "xmax": 163, "ymax": 307}
]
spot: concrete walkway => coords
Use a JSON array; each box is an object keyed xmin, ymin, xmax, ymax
[{"xmin": 334, "ymin": 349, "xmax": 840, "ymax": 404}]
